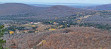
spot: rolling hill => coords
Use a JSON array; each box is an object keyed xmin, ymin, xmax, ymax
[
  {"xmin": 0, "ymin": 3, "xmax": 95, "ymax": 21},
  {"xmin": 0, "ymin": 3, "xmax": 37, "ymax": 16},
  {"xmin": 86, "ymin": 4, "xmax": 111, "ymax": 10}
]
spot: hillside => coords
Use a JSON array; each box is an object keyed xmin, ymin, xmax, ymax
[
  {"xmin": 1, "ymin": 3, "xmax": 111, "ymax": 30},
  {"xmin": 0, "ymin": 3, "xmax": 37, "ymax": 16},
  {"xmin": 82, "ymin": 15, "xmax": 111, "ymax": 25},
  {"xmin": 86, "ymin": 4, "xmax": 111, "ymax": 10},
  {"xmin": 4, "ymin": 27, "xmax": 111, "ymax": 49},
  {"xmin": 0, "ymin": 3, "xmax": 95, "ymax": 20}
]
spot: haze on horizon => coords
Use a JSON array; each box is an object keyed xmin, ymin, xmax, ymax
[{"xmin": 0, "ymin": 0, "xmax": 111, "ymax": 4}]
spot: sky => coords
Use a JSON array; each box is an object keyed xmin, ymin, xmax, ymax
[{"xmin": 0, "ymin": 0, "xmax": 111, "ymax": 4}]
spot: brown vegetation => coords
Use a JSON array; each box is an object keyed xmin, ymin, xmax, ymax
[{"xmin": 4, "ymin": 27, "xmax": 111, "ymax": 49}]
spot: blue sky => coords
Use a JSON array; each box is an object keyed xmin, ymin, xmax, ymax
[{"xmin": 0, "ymin": 0, "xmax": 111, "ymax": 4}]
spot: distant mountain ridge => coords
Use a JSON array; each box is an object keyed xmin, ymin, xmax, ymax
[
  {"xmin": 30, "ymin": 3, "xmax": 99, "ymax": 8},
  {"xmin": 86, "ymin": 4, "xmax": 111, "ymax": 10}
]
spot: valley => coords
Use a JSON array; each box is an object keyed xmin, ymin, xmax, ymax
[{"xmin": 0, "ymin": 3, "xmax": 111, "ymax": 49}]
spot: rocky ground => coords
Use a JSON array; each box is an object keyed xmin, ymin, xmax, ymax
[{"xmin": 3, "ymin": 27, "xmax": 111, "ymax": 49}]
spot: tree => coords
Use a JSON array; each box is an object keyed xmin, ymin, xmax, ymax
[{"xmin": 0, "ymin": 25, "xmax": 6, "ymax": 49}]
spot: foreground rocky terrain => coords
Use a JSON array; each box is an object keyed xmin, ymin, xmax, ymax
[{"xmin": 3, "ymin": 27, "xmax": 111, "ymax": 49}]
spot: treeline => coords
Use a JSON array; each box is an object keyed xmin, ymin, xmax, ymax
[
  {"xmin": 79, "ymin": 23, "xmax": 111, "ymax": 30},
  {"xmin": 43, "ymin": 18, "xmax": 111, "ymax": 30}
]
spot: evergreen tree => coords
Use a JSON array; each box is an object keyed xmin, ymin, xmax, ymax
[{"xmin": 0, "ymin": 25, "xmax": 6, "ymax": 49}]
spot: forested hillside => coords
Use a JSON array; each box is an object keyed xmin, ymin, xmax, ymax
[
  {"xmin": 86, "ymin": 4, "xmax": 111, "ymax": 10},
  {"xmin": 4, "ymin": 27, "xmax": 111, "ymax": 49}
]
